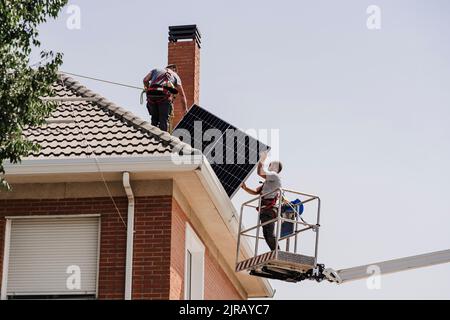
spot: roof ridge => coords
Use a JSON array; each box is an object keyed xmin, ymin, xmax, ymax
[{"xmin": 57, "ymin": 72, "xmax": 194, "ymax": 154}]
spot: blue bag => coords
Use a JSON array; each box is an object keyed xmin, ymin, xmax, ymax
[{"xmin": 280, "ymin": 199, "xmax": 304, "ymax": 238}]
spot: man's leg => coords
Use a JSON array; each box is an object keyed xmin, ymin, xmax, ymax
[
  {"xmin": 158, "ymin": 99, "xmax": 173, "ymax": 132},
  {"xmin": 147, "ymin": 100, "xmax": 159, "ymax": 127},
  {"xmin": 260, "ymin": 210, "xmax": 278, "ymax": 251}
]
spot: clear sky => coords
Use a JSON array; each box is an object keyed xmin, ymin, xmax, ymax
[{"xmin": 32, "ymin": 0, "xmax": 450, "ymax": 299}]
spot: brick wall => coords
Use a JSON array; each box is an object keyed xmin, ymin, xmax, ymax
[
  {"xmin": 0, "ymin": 196, "xmax": 173, "ymax": 300},
  {"xmin": 169, "ymin": 199, "xmax": 186, "ymax": 299},
  {"xmin": 132, "ymin": 196, "xmax": 172, "ymax": 299},
  {"xmin": 0, "ymin": 195, "xmax": 243, "ymax": 300},
  {"xmin": 168, "ymin": 40, "xmax": 200, "ymax": 127},
  {"xmin": 170, "ymin": 199, "xmax": 243, "ymax": 300},
  {"xmin": 0, "ymin": 197, "xmax": 128, "ymax": 299},
  {"xmin": 204, "ymin": 249, "xmax": 243, "ymax": 300}
]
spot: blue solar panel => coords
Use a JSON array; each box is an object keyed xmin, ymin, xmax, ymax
[{"xmin": 173, "ymin": 105, "xmax": 270, "ymax": 197}]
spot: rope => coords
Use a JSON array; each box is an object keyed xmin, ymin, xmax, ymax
[
  {"xmin": 61, "ymin": 80, "xmax": 128, "ymax": 228},
  {"xmin": 60, "ymin": 71, "xmax": 176, "ymax": 132},
  {"xmin": 140, "ymin": 90, "xmax": 146, "ymax": 105},
  {"xmin": 60, "ymin": 71, "xmax": 143, "ymax": 91}
]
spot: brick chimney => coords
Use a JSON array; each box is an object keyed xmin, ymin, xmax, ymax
[{"xmin": 168, "ymin": 25, "xmax": 201, "ymax": 127}]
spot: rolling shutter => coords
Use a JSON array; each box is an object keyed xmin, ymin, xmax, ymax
[{"xmin": 6, "ymin": 216, "xmax": 100, "ymax": 297}]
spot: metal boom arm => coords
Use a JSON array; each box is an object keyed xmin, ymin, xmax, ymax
[{"xmin": 333, "ymin": 249, "xmax": 450, "ymax": 284}]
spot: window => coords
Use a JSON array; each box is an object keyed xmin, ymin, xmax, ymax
[
  {"xmin": 1, "ymin": 215, "xmax": 100, "ymax": 300},
  {"xmin": 184, "ymin": 223, "xmax": 205, "ymax": 300}
]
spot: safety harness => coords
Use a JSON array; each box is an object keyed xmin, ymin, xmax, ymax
[
  {"xmin": 255, "ymin": 181, "xmax": 280, "ymax": 214},
  {"xmin": 258, "ymin": 193, "xmax": 280, "ymax": 219},
  {"xmin": 146, "ymin": 70, "xmax": 178, "ymax": 103},
  {"xmin": 139, "ymin": 70, "xmax": 178, "ymax": 133},
  {"xmin": 260, "ymin": 196, "xmax": 279, "ymax": 210}
]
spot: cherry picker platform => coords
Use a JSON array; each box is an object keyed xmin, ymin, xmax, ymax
[
  {"xmin": 236, "ymin": 187, "xmax": 450, "ymax": 285},
  {"xmin": 235, "ymin": 188, "xmax": 338, "ymax": 283}
]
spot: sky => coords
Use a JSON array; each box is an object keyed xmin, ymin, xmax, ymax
[{"xmin": 32, "ymin": 0, "xmax": 450, "ymax": 299}]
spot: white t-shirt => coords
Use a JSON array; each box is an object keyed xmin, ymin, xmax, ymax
[{"xmin": 261, "ymin": 171, "xmax": 282, "ymax": 199}]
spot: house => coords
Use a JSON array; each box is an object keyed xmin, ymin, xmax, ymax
[{"xmin": 0, "ymin": 25, "xmax": 274, "ymax": 300}]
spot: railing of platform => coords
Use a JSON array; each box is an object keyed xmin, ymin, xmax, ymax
[{"xmin": 236, "ymin": 188, "xmax": 321, "ymax": 269}]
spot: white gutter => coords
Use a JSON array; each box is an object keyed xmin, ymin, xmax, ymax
[
  {"xmin": 122, "ymin": 172, "xmax": 135, "ymax": 300},
  {"xmin": 4, "ymin": 155, "xmax": 203, "ymax": 175}
]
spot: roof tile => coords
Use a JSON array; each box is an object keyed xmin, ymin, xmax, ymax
[{"xmin": 22, "ymin": 73, "xmax": 193, "ymax": 159}]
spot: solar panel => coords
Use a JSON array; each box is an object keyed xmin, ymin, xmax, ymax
[{"xmin": 173, "ymin": 105, "xmax": 270, "ymax": 197}]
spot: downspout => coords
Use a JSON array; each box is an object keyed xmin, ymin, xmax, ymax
[{"xmin": 123, "ymin": 172, "xmax": 135, "ymax": 300}]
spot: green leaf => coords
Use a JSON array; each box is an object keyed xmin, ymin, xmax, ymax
[{"xmin": 0, "ymin": 0, "xmax": 68, "ymax": 190}]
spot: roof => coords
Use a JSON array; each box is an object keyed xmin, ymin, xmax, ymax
[
  {"xmin": 7, "ymin": 72, "xmax": 274, "ymax": 298},
  {"xmin": 23, "ymin": 73, "xmax": 192, "ymax": 159}
]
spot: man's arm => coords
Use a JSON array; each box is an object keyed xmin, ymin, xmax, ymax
[
  {"xmin": 257, "ymin": 151, "xmax": 268, "ymax": 179},
  {"xmin": 177, "ymin": 84, "xmax": 188, "ymax": 113},
  {"xmin": 143, "ymin": 70, "xmax": 153, "ymax": 88},
  {"xmin": 241, "ymin": 182, "xmax": 262, "ymax": 195}
]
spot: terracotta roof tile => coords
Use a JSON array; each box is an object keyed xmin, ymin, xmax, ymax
[{"xmin": 22, "ymin": 73, "xmax": 194, "ymax": 159}]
